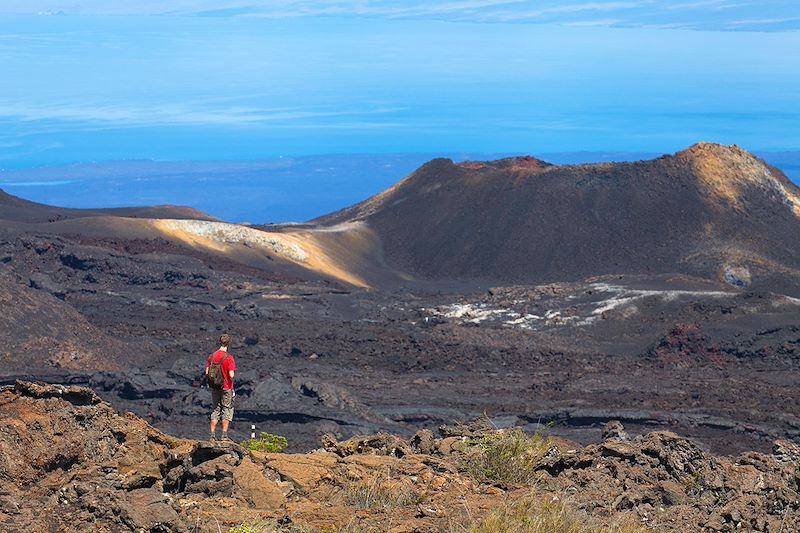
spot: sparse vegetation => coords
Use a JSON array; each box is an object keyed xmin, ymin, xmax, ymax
[
  {"xmin": 229, "ymin": 524, "xmax": 262, "ymax": 533},
  {"xmin": 240, "ymin": 432, "xmax": 288, "ymax": 453},
  {"xmin": 228, "ymin": 519, "xmax": 314, "ymax": 533},
  {"xmin": 681, "ymin": 472, "xmax": 704, "ymax": 496},
  {"xmin": 339, "ymin": 476, "xmax": 421, "ymax": 510},
  {"xmin": 465, "ymin": 497, "xmax": 652, "ymax": 533},
  {"xmin": 318, "ymin": 521, "xmax": 383, "ymax": 533},
  {"xmin": 462, "ymin": 429, "xmax": 553, "ymax": 485}
]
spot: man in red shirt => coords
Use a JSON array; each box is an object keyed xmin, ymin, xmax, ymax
[{"xmin": 205, "ymin": 334, "xmax": 237, "ymax": 441}]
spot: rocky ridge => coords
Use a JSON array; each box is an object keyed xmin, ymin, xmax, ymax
[{"xmin": 1, "ymin": 381, "xmax": 798, "ymax": 532}]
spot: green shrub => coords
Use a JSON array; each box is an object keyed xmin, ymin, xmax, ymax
[
  {"xmin": 240, "ymin": 432, "xmax": 288, "ymax": 453},
  {"xmin": 462, "ymin": 429, "xmax": 552, "ymax": 485}
]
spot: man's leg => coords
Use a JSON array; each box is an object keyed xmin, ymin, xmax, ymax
[
  {"xmin": 210, "ymin": 389, "xmax": 223, "ymax": 439},
  {"xmin": 220, "ymin": 390, "xmax": 234, "ymax": 440}
]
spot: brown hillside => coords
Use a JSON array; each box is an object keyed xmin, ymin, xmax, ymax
[
  {"xmin": 0, "ymin": 270, "xmax": 146, "ymax": 371},
  {"xmin": 0, "ymin": 187, "xmax": 217, "ymax": 223},
  {"xmin": 0, "ymin": 188, "xmax": 397, "ymax": 288},
  {"xmin": 317, "ymin": 143, "xmax": 800, "ymax": 292}
]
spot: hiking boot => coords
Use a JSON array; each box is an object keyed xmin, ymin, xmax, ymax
[
  {"xmin": 209, "ymin": 434, "xmax": 217, "ymax": 441},
  {"xmin": 220, "ymin": 434, "xmax": 232, "ymax": 442}
]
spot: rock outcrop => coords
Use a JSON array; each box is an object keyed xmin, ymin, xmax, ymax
[{"xmin": 1, "ymin": 382, "xmax": 798, "ymax": 532}]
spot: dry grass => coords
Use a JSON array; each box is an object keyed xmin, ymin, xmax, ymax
[
  {"xmin": 227, "ymin": 518, "xmax": 375, "ymax": 533},
  {"xmin": 226, "ymin": 519, "xmax": 313, "ymax": 533},
  {"xmin": 338, "ymin": 477, "xmax": 421, "ymax": 510},
  {"xmin": 466, "ymin": 497, "xmax": 652, "ymax": 533},
  {"xmin": 318, "ymin": 521, "xmax": 384, "ymax": 533},
  {"xmin": 462, "ymin": 429, "xmax": 554, "ymax": 485}
]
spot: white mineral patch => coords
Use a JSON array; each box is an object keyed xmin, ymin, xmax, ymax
[
  {"xmin": 306, "ymin": 221, "xmax": 365, "ymax": 233},
  {"xmin": 772, "ymin": 295, "xmax": 800, "ymax": 307},
  {"xmin": 588, "ymin": 284, "xmax": 734, "ymax": 317},
  {"xmin": 505, "ymin": 314, "xmax": 542, "ymax": 326},
  {"xmin": 161, "ymin": 220, "xmax": 308, "ymax": 262},
  {"xmin": 424, "ymin": 283, "xmax": 740, "ymax": 331},
  {"xmin": 436, "ymin": 303, "xmax": 509, "ymax": 323}
]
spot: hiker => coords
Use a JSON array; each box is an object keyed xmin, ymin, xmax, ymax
[{"xmin": 206, "ymin": 333, "xmax": 236, "ymax": 441}]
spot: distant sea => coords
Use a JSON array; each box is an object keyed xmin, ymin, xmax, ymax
[{"xmin": 1, "ymin": 152, "xmax": 797, "ymax": 223}]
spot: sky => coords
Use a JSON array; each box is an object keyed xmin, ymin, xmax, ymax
[
  {"xmin": 4, "ymin": 1, "xmax": 800, "ymax": 31},
  {"xmin": 0, "ymin": 1, "xmax": 798, "ymax": 170}
]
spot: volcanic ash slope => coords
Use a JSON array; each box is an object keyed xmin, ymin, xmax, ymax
[{"xmin": 317, "ymin": 143, "xmax": 800, "ymax": 293}]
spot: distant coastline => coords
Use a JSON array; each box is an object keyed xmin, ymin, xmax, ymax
[{"xmin": 2, "ymin": 151, "xmax": 798, "ymax": 224}]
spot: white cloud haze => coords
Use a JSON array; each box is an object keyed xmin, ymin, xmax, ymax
[{"xmin": 1, "ymin": 0, "xmax": 797, "ymax": 32}]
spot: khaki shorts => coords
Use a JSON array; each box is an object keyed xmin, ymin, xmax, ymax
[{"xmin": 210, "ymin": 389, "xmax": 234, "ymax": 422}]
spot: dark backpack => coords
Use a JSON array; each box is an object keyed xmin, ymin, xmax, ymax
[{"xmin": 207, "ymin": 354, "xmax": 229, "ymax": 390}]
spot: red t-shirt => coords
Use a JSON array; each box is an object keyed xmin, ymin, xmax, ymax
[{"xmin": 206, "ymin": 350, "xmax": 236, "ymax": 390}]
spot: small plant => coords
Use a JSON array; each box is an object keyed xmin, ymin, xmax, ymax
[
  {"xmin": 681, "ymin": 472, "xmax": 704, "ymax": 496},
  {"xmin": 240, "ymin": 432, "xmax": 288, "ymax": 453},
  {"xmin": 462, "ymin": 428, "xmax": 553, "ymax": 485}
]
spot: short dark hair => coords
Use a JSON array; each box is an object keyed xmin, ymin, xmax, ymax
[{"xmin": 219, "ymin": 334, "xmax": 231, "ymax": 347}]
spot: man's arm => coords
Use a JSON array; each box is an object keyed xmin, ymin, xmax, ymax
[{"xmin": 228, "ymin": 370, "xmax": 235, "ymax": 379}]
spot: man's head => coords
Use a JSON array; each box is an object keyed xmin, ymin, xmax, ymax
[{"xmin": 219, "ymin": 334, "xmax": 231, "ymax": 348}]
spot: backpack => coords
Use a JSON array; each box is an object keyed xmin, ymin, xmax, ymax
[{"xmin": 207, "ymin": 353, "xmax": 229, "ymax": 390}]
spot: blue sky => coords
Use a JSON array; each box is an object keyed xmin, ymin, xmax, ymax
[
  {"xmin": 0, "ymin": 1, "xmax": 799, "ymax": 169},
  {"xmin": 4, "ymin": 1, "xmax": 800, "ymax": 32}
]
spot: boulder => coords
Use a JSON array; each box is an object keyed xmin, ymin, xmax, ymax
[
  {"xmin": 438, "ymin": 416, "xmax": 494, "ymax": 438},
  {"xmin": 118, "ymin": 488, "xmax": 183, "ymax": 532},
  {"xmin": 410, "ymin": 429, "xmax": 436, "ymax": 455},
  {"xmin": 602, "ymin": 420, "xmax": 630, "ymax": 441},
  {"xmin": 29, "ymin": 272, "xmax": 65, "ymax": 299},
  {"xmin": 261, "ymin": 452, "xmax": 338, "ymax": 494},
  {"xmin": 233, "ymin": 457, "xmax": 288, "ymax": 509}
]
